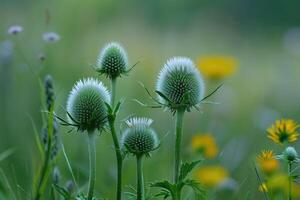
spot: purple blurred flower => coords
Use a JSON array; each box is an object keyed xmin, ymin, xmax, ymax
[
  {"xmin": 7, "ymin": 25, "xmax": 23, "ymax": 35},
  {"xmin": 43, "ymin": 32, "xmax": 60, "ymax": 43}
]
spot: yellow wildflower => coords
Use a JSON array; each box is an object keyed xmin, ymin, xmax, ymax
[
  {"xmin": 257, "ymin": 150, "xmax": 279, "ymax": 174},
  {"xmin": 267, "ymin": 119, "xmax": 300, "ymax": 144},
  {"xmin": 195, "ymin": 165, "xmax": 229, "ymax": 187},
  {"xmin": 197, "ymin": 56, "xmax": 238, "ymax": 80},
  {"xmin": 259, "ymin": 174, "xmax": 300, "ymax": 198},
  {"xmin": 191, "ymin": 134, "xmax": 218, "ymax": 159}
]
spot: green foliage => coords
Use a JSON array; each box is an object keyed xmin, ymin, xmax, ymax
[{"xmin": 151, "ymin": 159, "xmax": 206, "ymax": 199}]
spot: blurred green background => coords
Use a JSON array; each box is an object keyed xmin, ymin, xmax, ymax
[{"xmin": 1, "ymin": 0, "xmax": 300, "ymax": 199}]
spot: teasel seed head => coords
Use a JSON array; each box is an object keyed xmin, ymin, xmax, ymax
[
  {"xmin": 96, "ymin": 42, "xmax": 128, "ymax": 79},
  {"xmin": 66, "ymin": 78, "xmax": 110, "ymax": 132},
  {"xmin": 121, "ymin": 117, "xmax": 159, "ymax": 156},
  {"xmin": 156, "ymin": 57, "xmax": 205, "ymax": 111},
  {"xmin": 284, "ymin": 146, "xmax": 298, "ymax": 162}
]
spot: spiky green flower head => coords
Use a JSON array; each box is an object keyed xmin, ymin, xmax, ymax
[
  {"xmin": 121, "ymin": 117, "xmax": 159, "ymax": 156},
  {"xmin": 156, "ymin": 57, "xmax": 205, "ymax": 111},
  {"xmin": 283, "ymin": 146, "xmax": 298, "ymax": 162},
  {"xmin": 96, "ymin": 42, "xmax": 128, "ymax": 79},
  {"xmin": 66, "ymin": 78, "xmax": 110, "ymax": 132}
]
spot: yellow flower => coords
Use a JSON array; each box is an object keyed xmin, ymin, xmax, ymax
[
  {"xmin": 195, "ymin": 165, "xmax": 229, "ymax": 187},
  {"xmin": 267, "ymin": 119, "xmax": 300, "ymax": 144},
  {"xmin": 191, "ymin": 134, "xmax": 218, "ymax": 159},
  {"xmin": 257, "ymin": 150, "xmax": 279, "ymax": 174},
  {"xmin": 197, "ymin": 56, "xmax": 238, "ymax": 80},
  {"xmin": 259, "ymin": 174, "xmax": 300, "ymax": 198},
  {"xmin": 258, "ymin": 174, "xmax": 288, "ymax": 195}
]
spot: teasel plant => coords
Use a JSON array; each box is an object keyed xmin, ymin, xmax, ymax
[
  {"xmin": 93, "ymin": 42, "xmax": 138, "ymax": 200},
  {"xmin": 276, "ymin": 146, "xmax": 300, "ymax": 200},
  {"xmin": 136, "ymin": 57, "xmax": 221, "ymax": 199},
  {"xmin": 121, "ymin": 117, "xmax": 159, "ymax": 200},
  {"xmin": 34, "ymin": 75, "xmax": 60, "ymax": 200},
  {"xmin": 55, "ymin": 78, "xmax": 110, "ymax": 200}
]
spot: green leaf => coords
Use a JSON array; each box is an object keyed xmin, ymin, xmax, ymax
[
  {"xmin": 53, "ymin": 184, "xmax": 71, "ymax": 199},
  {"xmin": 0, "ymin": 148, "xmax": 14, "ymax": 163},
  {"xmin": 155, "ymin": 90, "xmax": 171, "ymax": 104},
  {"xmin": 114, "ymin": 101, "xmax": 121, "ymax": 114},
  {"xmin": 200, "ymin": 84, "xmax": 223, "ymax": 102},
  {"xmin": 179, "ymin": 159, "xmax": 202, "ymax": 182},
  {"xmin": 183, "ymin": 179, "xmax": 206, "ymax": 200},
  {"xmin": 104, "ymin": 102, "xmax": 113, "ymax": 114},
  {"xmin": 150, "ymin": 180, "xmax": 176, "ymax": 199}
]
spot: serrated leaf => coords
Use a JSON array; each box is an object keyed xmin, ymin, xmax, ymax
[
  {"xmin": 179, "ymin": 159, "xmax": 202, "ymax": 182},
  {"xmin": 151, "ymin": 180, "xmax": 176, "ymax": 198},
  {"xmin": 184, "ymin": 179, "xmax": 206, "ymax": 200}
]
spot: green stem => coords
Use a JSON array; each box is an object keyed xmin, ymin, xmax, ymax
[
  {"xmin": 108, "ymin": 116, "xmax": 123, "ymax": 200},
  {"xmin": 136, "ymin": 155, "xmax": 144, "ymax": 200},
  {"xmin": 174, "ymin": 109, "xmax": 185, "ymax": 184},
  {"xmin": 288, "ymin": 161, "xmax": 292, "ymax": 200},
  {"xmin": 109, "ymin": 77, "xmax": 123, "ymax": 200},
  {"xmin": 34, "ymin": 132, "xmax": 52, "ymax": 200},
  {"xmin": 111, "ymin": 78, "xmax": 117, "ymax": 107},
  {"xmin": 87, "ymin": 131, "xmax": 96, "ymax": 200}
]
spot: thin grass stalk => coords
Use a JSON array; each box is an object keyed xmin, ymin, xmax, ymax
[{"xmin": 34, "ymin": 109, "xmax": 54, "ymax": 200}]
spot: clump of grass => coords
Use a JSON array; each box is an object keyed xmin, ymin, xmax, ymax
[{"xmin": 34, "ymin": 74, "xmax": 59, "ymax": 200}]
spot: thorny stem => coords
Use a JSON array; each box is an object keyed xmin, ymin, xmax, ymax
[
  {"xmin": 288, "ymin": 161, "xmax": 292, "ymax": 200},
  {"xmin": 109, "ymin": 77, "xmax": 123, "ymax": 200},
  {"xmin": 174, "ymin": 108, "xmax": 185, "ymax": 189},
  {"xmin": 136, "ymin": 155, "xmax": 144, "ymax": 200},
  {"xmin": 87, "ymin": 131, "xmax": 96, "ymax": 200}
]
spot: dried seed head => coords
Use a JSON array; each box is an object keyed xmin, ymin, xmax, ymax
[
  {"xmin": 156, "ymin": 57, "xmax": 205, "ymax": 111},
  {"xmin": 66, "ymin": 78, "xmax": 110, "ymax": 132},
  {"xmin": 121, "ymin": 117, "xmax": 158, "ymax": 156},
  {"xmin": 96, "ymin": 42, "xmax": 128, "ymax": 79}
]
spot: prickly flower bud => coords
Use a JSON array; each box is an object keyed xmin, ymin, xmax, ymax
[
  {"xmin": 284, "ymin": 146, "xmax": 298, "ymax": 162},
  {"xmin": 156, "ymin": 57, "xmax": 205, "ymax": 111},
  {"xmin": 96, "ymin": 42, "xmax": 128, "ymax": 79},
  {"xmin": 66, "ymin": 78, "xmax": 110, "ymax": 132},
  {"xmin": 121, "ymin": 117, "xmax": 158, "ymax": 155}
]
